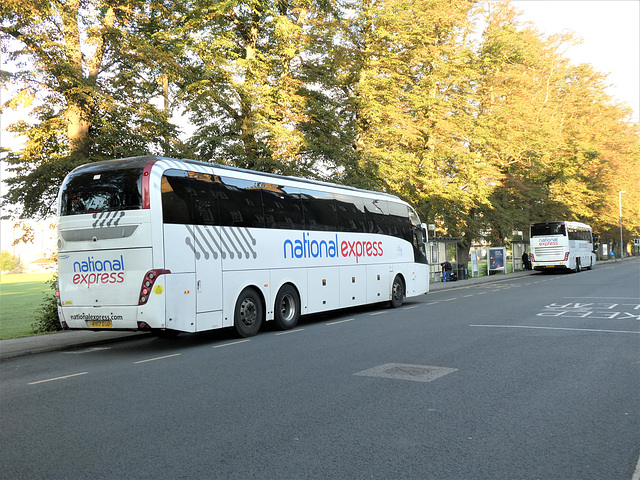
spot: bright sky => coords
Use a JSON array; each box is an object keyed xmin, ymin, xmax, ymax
[{"xmin": 512, "ymin": 0, "xmax": 640, "ymax": 124}]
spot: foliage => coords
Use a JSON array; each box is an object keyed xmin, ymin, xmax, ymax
[
  {"xmin": 0, "ymin": 250, "xmax": 20, "ymax": 272},
  {"xmin": 1, "ymin": 0, "xmax": 638, "ymax": 247},
  {"xmin": 0, "ymin": 0, "xmax": 182, "ymax": 218},
  {"xmin": 31, "ymin": 274, "xmax": 62, "ymax": 334}
]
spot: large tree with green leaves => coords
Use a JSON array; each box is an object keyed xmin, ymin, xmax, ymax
[
  {"xmin": 172, "ymin": 0, "xmax": 343, "ymax": 178},
  {"xmin": 473, "ymin": 1, "xmax": 640, "ymax": 246},
  {"xmin": 1, "ymin": 0, "xmax": 181, "ymax": 218}
]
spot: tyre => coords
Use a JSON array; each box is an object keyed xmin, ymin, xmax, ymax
[
  {"xmin": 390, "ymin": 275, "xmax": 404, "ymax": 308},
  {"xmin": 274, "ymin": 284, "xmax": 300, "ymax": 330},
  {"xmin": 234, "ymin": 287, "xmax": 263, "ymax": 337}
]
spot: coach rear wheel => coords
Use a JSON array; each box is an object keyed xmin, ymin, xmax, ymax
[
  {"xmin": 390, "ymin": 275, "xmax": 404, "ymax": 308},
  {"xmin": 234, "ymin": 287, "xmax": 263, "ymax": 338},
  {"xmin": 274, "ymin": 284, "xmax": 300, "ymax": 330}
]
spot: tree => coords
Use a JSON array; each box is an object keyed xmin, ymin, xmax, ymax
[
  {"xmin": 1, "ymin": 0, "xmax": 182, "ymax": 218},
  {"xmin": 0, "ymin": 250, "xmax": 19, "ymax": 272},
  {"xmin": 473, "ymin": 1, "xmax": 640, "ymax": 246},
  {"xmin": 172, "ymin": 0, "xmax": 341, "ymax": 178}
]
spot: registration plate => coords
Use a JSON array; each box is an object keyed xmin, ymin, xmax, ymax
[{"xmin": 90, "ymin": 320, "xmax": 112, "ymax": 328}]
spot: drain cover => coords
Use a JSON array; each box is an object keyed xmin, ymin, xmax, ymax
[{"xmin": 355, "ymin": 363, "xmax": 458, "ymax": 382}]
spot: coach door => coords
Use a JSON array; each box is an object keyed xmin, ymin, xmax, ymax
[
  {"xmin": 161, "ymin": 170, "xmax": 223, "ymax": 332},
  {"xmin": 188, "ymin": 173, "xmax": 224, "ymax": 331}
]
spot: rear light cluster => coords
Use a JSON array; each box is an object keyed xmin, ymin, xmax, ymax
[
  {"xmin": 564, "ymin": 252, "xmax": 570, "ymax": 261},
  {"xmin": 530, "ymin": 253, "xmax": 535, "ymax": 262},
  {"xmin": 139, "ymin": 269, "xmax": 170, "ymax": 305}
]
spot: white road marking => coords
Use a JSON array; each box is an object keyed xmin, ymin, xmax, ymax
[
  {"xmin": 470, "ymin": 325, "xmax": 640, "ymax": 334},
  {"xmin": 275, "ymin": 329, "xmax": 304, "ymax": 335},
  {"xmin": 29, "ymin": 372, "xmax": 89, "ymax": 385},
  {"xmin": 134, "ymin": 353, "xmax": 181, "ymax": 364},
  {"xmin": 326, "ymin": 318, "xmax": 354, "ymax": 325},
  {"xmin": 213, "ymin": 339, "xmax": 251, "ymax": 348}
]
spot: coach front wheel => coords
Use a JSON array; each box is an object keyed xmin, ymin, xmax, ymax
[
  {"xmin": 274, "ymin": 284, "xmax": 300, "ymax": 330},
  {"xmin": 234, "ymin": 287, "xmax": 264, "ymax": 338}
]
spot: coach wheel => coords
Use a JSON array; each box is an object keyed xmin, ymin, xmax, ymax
[
  {"xmin": 390, "ymin": 275, "xmax": 404, "ymax": 308},
  {"xmin": 274, "ymin": 284, "xmax": 300, "ymax": 330},
  {"xmin": 234, "ymin": 287, "xmax": 263, "ymax": 338}
]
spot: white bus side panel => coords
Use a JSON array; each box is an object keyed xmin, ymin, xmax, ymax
[
  {"xmin": 163, "ymin": 224, "xmax": 224, "ymax": 332},
  {"xmin": 165, "ymin": 273, "xmax": 196, "ymax": 332},
  {"xmin": 339, "ymin": 265, "xmax": 367, "ymax": 307},
  {"xmin": 307, "ymin": 267, "xmax": 340, "ymax": 313},
  {"xmin": 366, "ymin": 265, "xmax": 390, "ymax": 304}
]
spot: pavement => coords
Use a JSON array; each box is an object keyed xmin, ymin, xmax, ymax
[{"xmin": 1, "ymin": 259, "xmax": 632, "ymax": 361}]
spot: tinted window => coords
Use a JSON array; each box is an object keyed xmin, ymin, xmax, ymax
[
  {"xmin": 162, "ymin": 170, "xmax": 192, "ymax": 224},
  {"xmin": 531, "ymin": 222, "xmax": 566, "ymax": 236},
  {"xmin": 363, "ymin": 198, "xmax": 387, "ymax": 234},
  {"xmin": 262, "ymin": 184, "xmax": 304, "ymax": 229},
  {"xmin": 189, "ymin": 172, "xmax": 219, "ymax": 225},
  {"xmin": 217, "ymin": 176, "xmax": 264, "ymax": 228},
  {"xmin": 568, "ymin": 226, "xmax": 591, "ymax": 242},
  {"xmin": 300, "ymin": 189, "xmax": 337, "ymax": 231},
  {"xmin": 60, "ymin": 168, "xmax": 143, "ymax": 216},
  {"xmin": 335, "ymin": 194, "xmax": 366, "ymax": 233},
  {"xmin": 387, "ymin": 201, "xmax": 413, "ymax": 243}
]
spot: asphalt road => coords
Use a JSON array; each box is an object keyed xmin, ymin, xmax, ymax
[{"xmin": 1, "ymin": 260, "xmax": 639, "ymax": 479}]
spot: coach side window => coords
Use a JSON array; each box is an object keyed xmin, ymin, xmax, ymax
[
  {"xmin": 161, "ymin": 171, "xmax": 192, "ymax": 224},
  {"xmin": 363, "ymin": 198, "xmax": 387, "ymax": 234},
  {"xmin": 262, "ymin": 184, "xmax": 304, "ymax": 229},
  {"xmin": 188, "ymin": 172, "xmax": 219, "ymax": 225},
  {"xmin": 335, "ymin": 194, "xmax": 366, "ymax": 233},
  {"xmin": 300, "ymin": 189, "xmax": 337, "ymax": 231},
  {"xmin": 387, "ymin": 202, "xmax": 413, "ymax": 243},
  {"xmin": 217, "ymin": 176, "xmax": 265, "ymax": 228}
]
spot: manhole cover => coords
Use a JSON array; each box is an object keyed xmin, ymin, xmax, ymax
[{"xmin": 355, "ymin": 363, "xmax": 458, "ymax": 383}]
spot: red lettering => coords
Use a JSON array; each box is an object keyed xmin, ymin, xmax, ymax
[{"xmin": 340, "ymin": 239, "xmax": 384, "ymax": 262}]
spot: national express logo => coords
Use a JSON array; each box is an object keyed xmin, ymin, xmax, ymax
[
  {"xmin": 72, "ymin": 255, "xmax": 125, "ymax": 288},
  {"xmin": 537, "ymin": 237, "xmax": 560, "ymax": 247},
  {"xmin": 283, "ymin": 233, "xmax": 383, "ymax": 263}
]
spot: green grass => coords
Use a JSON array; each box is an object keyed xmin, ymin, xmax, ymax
[{"xmin": 0, "ymin": 273, "xmax": 55, "ymax": 340}]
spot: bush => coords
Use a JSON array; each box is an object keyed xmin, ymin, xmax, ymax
[{"xmin": 31, "ymin": 275, "xmax": 62, "ymax": 334}]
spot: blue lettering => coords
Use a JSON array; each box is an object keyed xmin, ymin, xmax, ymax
[
  {"xmin": 72, "ymin": 255, "xmax": 125, "ymax": 272},
  {"xmin": 282, "ymin": 233, "xmax": 340, "ymax": 260},
  {"xmin": 284, "ymin": 239, "xmax": 294, "ymax": 258}
]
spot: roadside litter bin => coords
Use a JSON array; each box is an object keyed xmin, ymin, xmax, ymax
[{"xmin": 457, "ymin": 265, "xmax": 468, "ymax": 280}]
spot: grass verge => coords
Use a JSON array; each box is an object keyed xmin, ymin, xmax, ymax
[{"xmin": 0, "ymin": 273, "xmax": 55, "ymax": 340}]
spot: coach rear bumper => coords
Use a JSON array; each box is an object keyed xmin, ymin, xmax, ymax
[{"xmin": 58, "ymin": 305, "xmax": 163, "ymax": 331}]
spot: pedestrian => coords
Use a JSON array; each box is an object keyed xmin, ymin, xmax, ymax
[
  {"xmin": 441, "ymin": 260, "xmax": 452, "ymax": 282},
  {"xmin": 521, "ymin": 252, "xmax": 530, "ymax": 270}
]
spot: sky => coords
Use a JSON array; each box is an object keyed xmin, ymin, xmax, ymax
[{"xmin": 512, "ymin": 0, "xmax": 640, "ymax": 123}]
